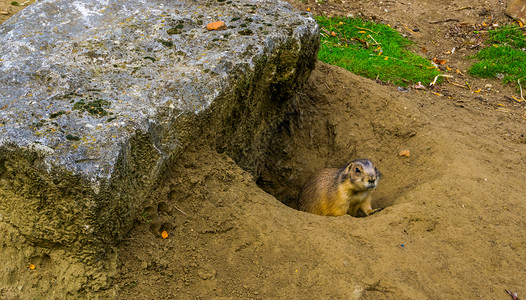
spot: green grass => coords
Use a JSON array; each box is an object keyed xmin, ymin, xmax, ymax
[
  {"xmin": 315, "ymin": 16, "xmax": 440, "ymax": 86},
  {"xmin": 469, "ymin": 25, "xmax": 526, "ymax": 85}
]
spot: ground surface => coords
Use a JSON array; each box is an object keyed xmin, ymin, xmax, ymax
[{"xmin": 2, "ymin": 0, "xmax": 526, "ymax": 299}]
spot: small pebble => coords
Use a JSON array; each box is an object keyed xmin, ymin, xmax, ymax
[
  {"xmin": 399, "ymin": 149, "xmax": 411, "ymax": 157},
  {"xmin": 140, "ymin": 261, "xmax": 148, "ymax": 269}
]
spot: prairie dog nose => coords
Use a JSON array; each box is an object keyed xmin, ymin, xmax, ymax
[{"xmin": 368, "ymin": 178, "xmax": 376, "ymax": 184}]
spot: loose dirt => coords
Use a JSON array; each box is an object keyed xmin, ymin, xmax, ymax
[{"xmin": 2, "ymin": 0, "xmax": 526, "ymax": 299}]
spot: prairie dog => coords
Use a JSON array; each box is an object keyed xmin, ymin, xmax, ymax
[{"xmin": 297, "ymin": 159, "xmax": 380, "ymax": 217}]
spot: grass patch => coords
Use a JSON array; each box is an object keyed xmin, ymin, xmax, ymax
[
  {"xmin": 315, "ymin": 16, "xmax": 440, "ymax": 86},
  {"xmin": 468, "ymin": 25, "xmax": 526, "ymax": 85}
]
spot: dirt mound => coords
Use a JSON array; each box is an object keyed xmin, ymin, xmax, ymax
[
  {"xmin": 113, "ymin": 61, "xmax": 526, "ymax": 299},
  {"xmin": 2, "ymin": 0, "xmax": 526, "ymax": 298}
]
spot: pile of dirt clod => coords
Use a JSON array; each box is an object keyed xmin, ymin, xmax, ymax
[{"xmin": 112, "ymin": 61, "xmax": 526, "ymax": 299}]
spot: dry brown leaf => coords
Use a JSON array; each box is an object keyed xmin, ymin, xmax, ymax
[{"xmin": 433, "ymin": 57, "xmax": 447, "ymax": 65}]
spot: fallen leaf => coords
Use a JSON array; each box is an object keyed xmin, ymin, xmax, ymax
[
  {"xmin": 206, "ymin": 21, "xmax": 227, "ymax": 31},
  {"xmin": 433, "ymin": 57, "xmax": 447, "ymax": 65},
  {"xmin": 307, "ymin": 7, "xmax": 310, "ymax": 11},
  {"xmin": 161, "ymin": 230, "xmax": 169, "ymax": 239},
  {"xmin": 506, "ymin": 289, "xmax": 518, "ymax": 300},
  {"xmin": 473, "ymin": 88, "xmax": 481, "ymax": 93},
  {"xmin": 29, "ymin": 264, "xmax": 36, "ymax": 270},
  {"xmin": 399, "ymin": 149, "xmax": 411, "ymax": 157},
  {"xmin": 330, "ymin": 31, "xmax": 337, "ymax": 37},
  {"xmin": 413, "ymin": 82, "xmax": 426, "ymax": 90},
  {"xmin": 421, "ymin": 47, "xmax": 427, "ymax": 53}
]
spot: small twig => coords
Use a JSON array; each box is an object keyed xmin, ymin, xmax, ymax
[
  {"xmin": 430, "ymin": 74, "xmax": 453, "ymax": 86},
  {"xmin": 174, "ymin": 205, "xmax": 187, "ymax": 216},
  {"xmin": 403, "ymin": 25, "xmax": 418, "ymax": 35},
  {"xmin": 367, "ymin": 34, "xmax": 380, "ymax": 45},
  {"xmin": 354, "ymin": 26, "xmax": 379, "ymax": 35},
  {"xmin": 429, "ymin": 19, "xmax": 460, "ymax": 24},
  {"xmin": 324, "ymin": 81, "xmax": 333, "ymax": 92},
  {"xmin": 447, "ymin": 81, "xmax": 470, "ymax": 89},
  {"xmin": 320, "ymin": 27, "xmax": 331, "ymax": 35},
  {"xmin": 518, "ymin": 79, "xmax": 525, "ymax": 101},
  {"xmin": 450, "ymin": 6, "xmax": 473, "ymax": 11}
]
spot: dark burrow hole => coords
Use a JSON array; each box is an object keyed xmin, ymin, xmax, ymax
[{"xmin": 255, "ymin": 95, "xmax": 394, "ymax": 216}]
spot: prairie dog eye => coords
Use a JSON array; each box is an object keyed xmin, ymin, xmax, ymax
[{"xmin": 355, "ymin": 167, "xmax": 361, "ymax": 174}]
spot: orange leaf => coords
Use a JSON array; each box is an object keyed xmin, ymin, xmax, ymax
[
  {"xmin": 399, "ymin": 149, "xmax": 411, "ymax": 157},
  {"xmin": 161, "ymin": 230, "xmax": 169, "ymax": 239},
  {"xmin": 384, "ymin": 56, "xmax": 388, "ymax": 60},
  {"xmin": 421, "ymin": 47, "xmax": 427, "ymax": 53},
  {"xmin": 330, "ymin": 31, "xmax": 337, "ymax": 37},
  {"xmin": 473, "ymin": 88, "xmax": 481, "ymax": 93},
  {"xmin": 433, "ymin": 57, "xmax": 447, "ymax": 65},
  {"xmin": 307, "ymin": 7, "xmax": 310, "ymax": 11},
  {"xmin": 29, "ymin": 264, "xmax": 36, "ymax": 270},
  {"xmin": 206, "ymin": 21, "xmax": 227, "ymax": 31}
]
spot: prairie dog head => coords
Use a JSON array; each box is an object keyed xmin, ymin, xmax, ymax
[{"xmin": 342, "ymin": 159, "xmax": 380, "ymax": 191}]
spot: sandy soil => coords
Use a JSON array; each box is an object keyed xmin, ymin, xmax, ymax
[{"xmin": 2, "ymin": 0, "xmax": 526, "ymax": 299}]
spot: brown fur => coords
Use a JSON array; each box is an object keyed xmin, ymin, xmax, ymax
[{"xmin": 297, "ymin": 159, "xmax": 380, "ymax": 217}]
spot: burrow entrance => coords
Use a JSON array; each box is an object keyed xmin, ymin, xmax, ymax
[{"xmin": 255, "ymin": 62, "xmax": 438, "ymax": 213}]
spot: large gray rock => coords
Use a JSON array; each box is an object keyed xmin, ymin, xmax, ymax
[{"xmin": 0, "ymin": 0, "xmax": 318, "ymax": 257}]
